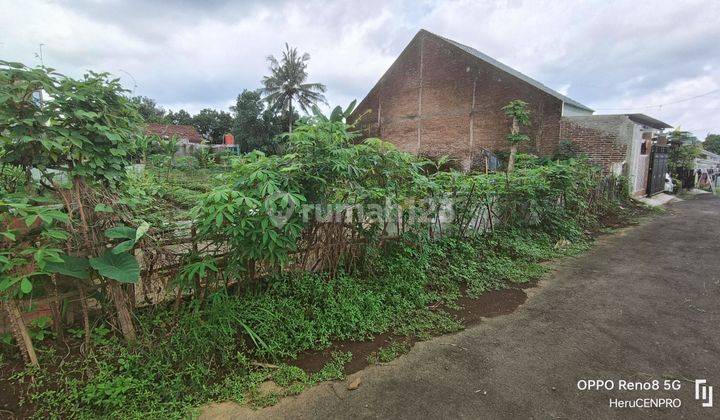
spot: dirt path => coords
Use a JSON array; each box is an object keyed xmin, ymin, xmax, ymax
[{"xmin": 205, "ymin": 195, "xmax": 720, "ymax": 419}]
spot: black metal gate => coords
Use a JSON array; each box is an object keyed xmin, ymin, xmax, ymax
[{"xmin": 647, "ymin": 144, "xmax": 669, "ymax": 196}]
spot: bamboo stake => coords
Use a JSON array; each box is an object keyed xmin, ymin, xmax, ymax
[
  {"xmin": 3, "ymin": 300, "xmax": 39, "ymax": 367},
  {"xmin": 108, "ymin": 282, "xmax": 136, "ymax": 342},
  {"xmin": 76, "ymin": 280, "xmax": 91, "ymax": 352}
]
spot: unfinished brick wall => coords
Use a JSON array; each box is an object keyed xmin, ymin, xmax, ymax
[
  {"xmin": 352, "ymin": 30, "xmax": 563, "ymax": 169},
  {"xmin": 559, "ymin": 115, "xmax": 631, "ymax": 171}
]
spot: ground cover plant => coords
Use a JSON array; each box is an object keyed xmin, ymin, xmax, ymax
[{"xmin": 1, "ymin": 61, "xmax": 642, "ymax": 418}]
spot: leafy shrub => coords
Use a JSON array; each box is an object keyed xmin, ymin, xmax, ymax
[
  {"xmin": 192, "ymin": 146, "xmax": 215, "ymax": 168},
  {"xmin": 173, "ymin": 156, "xmax": 199, "ymax": 170},
  {"xmin": 2, "ymin": 97, "xmax": 636, "ymax": 418}
]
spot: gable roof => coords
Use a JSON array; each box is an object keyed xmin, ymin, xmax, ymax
[
  {"xmin": 420, "ymin": 29, "xmax": 593, "ymax": 112},
  {"xmin": 145, "ymin": 123, "xmax": 203, "ymax": 143}
]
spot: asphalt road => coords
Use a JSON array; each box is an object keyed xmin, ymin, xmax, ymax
[{"xmin": 206, "ymin": 194, "xmax": 720, "ymax": 419}]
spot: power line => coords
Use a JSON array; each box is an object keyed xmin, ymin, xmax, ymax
[
  {"xmin": 118, "ymin": 69, "xmax": 138, "ymax": 94},
  {"xmin": 593, "ymin": 88, "xmax": 720, "ymax": 111}
]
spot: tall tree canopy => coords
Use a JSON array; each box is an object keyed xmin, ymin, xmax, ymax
[
  {"xmin": 261, "ymin": 43, "xmax": 327, "ymax": 132},
  {"xmin": 704, "ymin": 133, "xmax": 720, "ymax": 154},
  {"xmin": 230, "ymin": 89, "xmax": 289, "ymax": 153},
  {"xmin": 668, "ymin": 130, "xmax": 699, "ymax": 145},
  {"xmin": 165, "ymin": 109, "xmax": 193, "ymax": 126},
  {"xmin": 192, "ymin": 108, "xmax": 234, "ymax": 144},
  {"xmin": 131, "ymin": 96, "xmax": 166, "ymax": 123}
]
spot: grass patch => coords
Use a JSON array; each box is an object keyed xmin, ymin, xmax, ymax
[
  {"xmin": 368, "ymin": 341, "xmax": 411, "ymax": 365},
  {"xmin": 7, "ymin": 224, "xmax": 625, "ymax": 418}
]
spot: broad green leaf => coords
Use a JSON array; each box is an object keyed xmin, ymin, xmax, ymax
[
  {"xmin": 135, "ymin": 221, "xmax": 150, "ymax": 242},
  {"xmin": 46, "ymin": 254, "xmax": 90, "ymax": 280},
  {"xmin": 94, "ymin": 203, "xmax": 114, "ymax": 213},
  {"xmin": 89, "ymin": 251, "xmax": 140, "ymax": 283},
  {"xmin": 20, "ymin": 278, "xmax": 32, "ymax": 294},
  {"xmin": 0, "ymin": 278, "xmax": 11, "ymax": 292},
  {"xmin": 0, "ymin": 231, "xmax": 16, "ymax": 241},
  {"xmin": 104, "ymin": 225, "xmax": 136, "ymax": 240},
  {"xmin": 25, "ymin": 215, "xmax": 38, "ymax": 227},
  {"xmin": 42, "ymin": 229, "xmax": 69, "ymax": 240},
  {"xmin": 111, "ymin": 240, "xmax": 135, "ymax": 254}
]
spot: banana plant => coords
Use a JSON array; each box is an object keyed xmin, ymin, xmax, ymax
[{"xmin": 311, "ymin": 100, "xmax": 356, "ymax": 123}]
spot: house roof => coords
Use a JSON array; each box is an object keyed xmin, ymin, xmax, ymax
[
  {"xmin": 625, "ymin": 114, "xmax": 673, "ymax": 130},
  {"xmin": 421, "ymin": 29, "xmax": 594, "ymax": 112},
  {"xmin": 145, "ymin": 123, "xmax": 203, "ymax": 143}
]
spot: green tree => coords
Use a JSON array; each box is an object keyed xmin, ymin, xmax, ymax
[
  {"xmin": 261, "ymin": 43, "xmax": 327, "ymax": 133},
  {"xmin": 130, "ymin": 95, "xmax": 166, "ymax": 123},
  {"xmin": 669, "ymin": 144, "xmax": 702, "ymax": 173},
  {"xmin": 704, "ymin": 133, "xmax": 720, "ymax": 154},
  {"xmin": 501, "ymin": 100, "xmax": 531, "ymax": 173},
  {"xmin": 230, "ymin": 89, "xmax": 289, "ymax": 153},
  {"xmin": 193, "ymin": 108, "xmax": 233, "ymax": 143},
  {"xmin": 166, "ymin": 109, "xmax": 193, "ymax": 126},
  {"xmin": 668, "ymin": 130, "xmax": 699, "ymax": 145}
]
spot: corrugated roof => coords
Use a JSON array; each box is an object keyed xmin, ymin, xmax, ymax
[
  {"xmin": 422, "ymin": 30, "xmax": 594, "ymax": 112},
  {"xmin": 626, "ymin": 113, "xmax": 673, "ymax": 129}
]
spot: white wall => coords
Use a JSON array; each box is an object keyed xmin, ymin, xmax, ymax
[
  {"xmin": 562, "ymin": 103, "xmax": 593, "ymax": 116},
  {"xmin": 627, "ymin": 123, "xmax": 662, "ymax": 195}
]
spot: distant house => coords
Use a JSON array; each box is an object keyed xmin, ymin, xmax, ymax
[
  {"xmin": 695, "ymin": 149, "xmax": 720, "ymax": 171},
  {"xmin": 352, "ymin": 29, "xmax": 593, "ymax": 170},
  {"xmin": 145, "ymin": 123, "xmax": 203, "ymax": 144}
]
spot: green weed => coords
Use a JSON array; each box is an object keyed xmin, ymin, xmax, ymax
[
  {"xmin": 368, "ymin": 341, "xmax": 410, "ymax": 365},
  {"xmin": 310, "ymin": 351, "xmax": 352, "ymax": 383}
]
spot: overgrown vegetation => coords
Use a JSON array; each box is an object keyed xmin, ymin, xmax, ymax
[
  {"xmin": 502, "ymin": 99, "xmax": 531, "ymax": 173},
  {"xmin": 668, "ymin": 130, "xmax": 701, "ymax": 171},
  {"xmin": 130, "ymin": 43, "xmax": 325, "ymax": 148},
  {"xmin": 704, "ymin": 133, "xmax": 720, "ymax": 155},
  {"xmin": 1, "ymin": 60, "xmax": 641, "ymax": 418}
]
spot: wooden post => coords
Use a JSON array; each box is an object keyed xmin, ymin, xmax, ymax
[
  {"xmin": 76, "ymin": 280, "xmax": 91, "ymax": 351},
  {"xmin": 108, "ymin": 282, "xmax": 136, "ymax": 342},
  {"xmin": 49, "ymin": 275, "xmax": 64, "ymax": 341},
  {"xmin": 3, "ymin": 300, "xmax": 39, "ymax": 367}
]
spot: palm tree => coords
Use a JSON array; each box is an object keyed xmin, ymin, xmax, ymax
[{"xmin": 261, "ymin": 43, "xmax": 327, "ymax": 133}]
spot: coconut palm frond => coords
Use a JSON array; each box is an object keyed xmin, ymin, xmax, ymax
[{"xmin": 261, "ymin": 43, "xmax": 327, "ymax": 131}]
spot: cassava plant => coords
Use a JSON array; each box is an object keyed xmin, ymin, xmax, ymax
[
  {"xmin": 502, "ymin": 100, "xmax": 531, "ymax": 173},
  {"xmin": 0, "ymin": 196, "xmax": 68, "ymax": 366},
  {"xmin": 0, "ymin": 61, "xmax": 146, "ymax": 348},
  {"xmin": 194, "ymin": 103, "xmax": 438, "ymax": 282}
]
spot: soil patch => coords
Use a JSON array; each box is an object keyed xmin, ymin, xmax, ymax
[
  {"xmin": 449, "ymin": 285, "xmax": 529, "ymax": 325},
  {"xmin": 292, "ymin": 284, "xmax": 530, "ymax": 376},
  {"xmin": 0, "ymin": 359, "xmax": 24, "ymax": 419}
]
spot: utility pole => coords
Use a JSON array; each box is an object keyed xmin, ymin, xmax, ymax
[{"xmin": 38, "ymin": 43, "xmax": 45, "ymax": 67}]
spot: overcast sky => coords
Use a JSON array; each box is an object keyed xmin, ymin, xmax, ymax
[{"xmin": 2, "ymin": 0, "xmax": 718, "ymax": 139}]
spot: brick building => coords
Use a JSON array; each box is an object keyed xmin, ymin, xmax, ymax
[
  {"xmin": 560, "ymin": 114, "xmax": 671, "ymax": 195},
  {"xmin": 352, "ymin": 29, "xmax": 593, "ymax": 170},
  {"xmin": 352, "ymin": 29, "xmax": 673, "ymax": 196}
]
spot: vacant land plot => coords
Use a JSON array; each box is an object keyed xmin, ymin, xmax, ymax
[{"xmin": 221, "ymin": 195, "xmax": 719, "ymax": 419}]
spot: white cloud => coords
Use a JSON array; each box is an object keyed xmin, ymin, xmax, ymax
[{"xmin": 1, "ymin": 0, "xmax": 718, "ymax": 137}]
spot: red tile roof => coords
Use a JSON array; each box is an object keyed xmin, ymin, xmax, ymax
[{"xmin": 145, "ymin": 123, "xmax": 203, "ymax": 143}]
